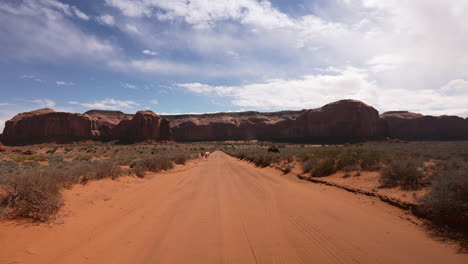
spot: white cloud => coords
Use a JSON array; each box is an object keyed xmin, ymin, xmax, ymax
[
  {"xmin": 0, "ymin": 0, "xmax": 116, "ymax": 61},
  {"xmin": 70, "ymin": 98, "xmax": 139, "ymax": 110},
  {"xmin": 225, "ymin": 50, "xmax": 239, "ymax": 58},
  {"xmin": 150, "ymin": 99, "xmax": 159, "ymax": 105},
  {"xmin": 56, "ymin": 81, "xmax": 75, "ymax": 86},
  {"xmin": 126, "ymin": 24, "xmax": 139, "ymax": 33},
  {"xmin": 142, "ymin": 49, "xmax": 157, "ymax": 56},
  {"xmin": 121, "ymin": 83, "xmax": 137, "ymax": 89},
  {"xmin": 0, "ymin": 103, "xmax": 13, "ymax": 106},
  {"xmin": 97, "ymin": 14, "xmax": 115, "ymax": 26},
  {"xmin": 21, "ymin": 74, "xmax": 43, "ymax": 82},
  {"xmin": 31, "ymin": 98, "xmax": 56, "ymax": 108},
  {"xmin": 71, "ymin": 6, "xmax": 89, "ymax": 20},
  {"xmin": 180, "ymin": 68, "xmax": 468, "ymax": 117}
]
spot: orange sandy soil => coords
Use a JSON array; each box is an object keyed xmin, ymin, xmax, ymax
[{"xmin": 1, "ymin": 152, "xmax": 466, "ymax": 264}]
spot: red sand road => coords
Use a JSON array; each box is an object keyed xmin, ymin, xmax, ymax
[{"xmin": 1, "ymin": 151, "xmax": 466, "ymax": 263}]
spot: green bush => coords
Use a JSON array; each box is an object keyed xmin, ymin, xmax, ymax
[{"xmin": 379, "ymin": 161, "xmax": 423, "ymax": 190}]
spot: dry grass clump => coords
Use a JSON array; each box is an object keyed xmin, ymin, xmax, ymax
[
  {"xmin": 379, "ymin": 160, "xmax": 424, "ymax": 190},
  {"xmin": 0, "ymin": 160, "xmax": 126, "ymax": 220},
  {"xmin": 230, "ymin": 151, "xmax": 280, "ymax": 167},
  {"xmin": 0, "ymin": 168, "xmax": 63, "ymax": 220},
  {"xmin": 131, "ymin": 156, "xmax": 174, "ymax": 177},
  {"xmin": 300, "ymin": 148, "xmax": 381, "ymax": 177},
  {"xmin": 422, "ymin": 168, "xmax": 468, "ymax": 228}
]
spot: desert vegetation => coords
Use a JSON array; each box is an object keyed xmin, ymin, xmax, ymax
[
  {"xmin": 0, "ymin": 143, "xmax": 207, "ymax": 220},
  {"xmin": 227, "ymin": 141, "xmax": 468, "ymax": 233}
]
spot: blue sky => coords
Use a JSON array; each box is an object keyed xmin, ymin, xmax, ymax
[{"xmin": 1, "ymin": 0, "xmax": 468, "ymax": 130}]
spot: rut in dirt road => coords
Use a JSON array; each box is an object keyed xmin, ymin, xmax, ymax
[{"xmin": 1, "ymin": 151, "xmax": 466, "ymax": 264}]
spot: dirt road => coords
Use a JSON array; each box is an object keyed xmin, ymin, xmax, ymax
[{"xmin": 1, "ymin": 151, "xmax": 466, "ymax": 263}]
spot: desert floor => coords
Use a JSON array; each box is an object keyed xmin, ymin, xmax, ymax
[{"xmin": 1, "ymin": 151, "xmax": 466, "ymax": 264}]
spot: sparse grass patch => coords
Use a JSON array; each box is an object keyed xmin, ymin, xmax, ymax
[
  {"xmin": 379, "ymin": 160, "xmax": 424, "ymax": 190},
  {"xmin": 12, "ymin": 155, "xmax": 47, "ymax": 163},
  {"xmin": 422, "ymin": 168, "xmax": 468, "ymax": 227}
]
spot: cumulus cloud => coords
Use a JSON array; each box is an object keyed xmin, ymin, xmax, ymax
[
  {"xmin": 142, "ymin": 49, "xmax": 157, "ymax": 56},
  {"xmin": 179, "ymin": 68, "xmax": 468, "ymax": 117},
  {"xmin": 69, "ymin": 98, "xmax": 139, "ymax": 110},
  {"xmin": 56, "ymin": 81, "xmax": 75, "ymax": 86},
  {"xmin": 97, "ymin": 14, "xmax": 115, "ymax": 25}
]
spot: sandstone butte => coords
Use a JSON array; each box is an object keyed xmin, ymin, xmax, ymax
[{"xmin": 1, "ymin": 99, "xmax": 467, "ymax": 146}]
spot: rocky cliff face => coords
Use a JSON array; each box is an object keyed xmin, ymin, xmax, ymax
[
  {"xmin": 379, "ymin": 111, "xmax": 468, "ymax": 140},
  {"xmin": 164, "ymin": 100, "xmax": 380, "ymax": 142},
  {"xmin": 2, "ymin": 109, "xmax": 96, "ymax": 145},
  {"xmin": 111, "ymin": 111, "xmax": 172, "ymax": 142},
  {"xmin": 1, "ymin": 100, "xmax": 467, "ymax": 145},
  {"xmin": 1, "ymin": 109, "xmax": 171, "ymax": 145}
]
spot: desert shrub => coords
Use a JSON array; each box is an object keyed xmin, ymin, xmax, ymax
[
  {"xmin": 0, "ymin": 168, "xmax": 63, "ymax": 220},
  {"xmin": 302, "ymin": 158, "xmax": 317, "ymax": 173},
  {"xmin": 132, "ymin": 165, "xmax": 146, "ymax": 178},
  {"xmin": 422, "ymin": 168, "xmax": 468, "ymax": 226},
  {"xmin": 46, "ymin": 147, "xmax": 58, "ymax": 154},
  {"xmin": 173, "ymin": 155, "xmax": 188, "ymax": 165},
  {"xmin": 379, "ymin": 161, "xmax": 423, "ymax": 190},
  {"xmin": 90, "ymin": 160, "xmax": 124, "ymax": 180},
  {"xmin": 133, "ymin": 157, "xmax": 174, "ymax": 173},
  {"xmin": 73, "ymin": 155, "xmax": 92, "ymax": 161},
  {"xmin": 310, "ymin": 158, "xmax": 337, "ymax": 177},
  {"xmin": 22, "ymin": 161, "xmax": 40, "ymax": 168}
]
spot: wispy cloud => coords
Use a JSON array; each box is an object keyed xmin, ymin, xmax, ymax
[
  {"xmin": 121, "ymin": 83, "xmax": 137, "ymax": 89},
  {"xmin": 150, "ymin": 99, "xmax": 159, "ymax": 105},
  {"xmin": 31, "ymin": 98, "xmax": 56, "ymax": 108},
  {"xmin": 21, "ymin": 74, "xmax": 43, "ymax": 82},
  {"xmin": 56, "ymin": 81, "xmax": 75, "ymax": 86},
  {"xmin": 69, "ymin": 98, "xmax": 139, "ymax": 110}
]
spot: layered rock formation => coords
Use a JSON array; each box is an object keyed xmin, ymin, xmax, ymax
[
  {"xmin": 379, "ymin": 111, "xmax": 468, "ymax": 140},
  {"xmin": 1, "ymin": 109, "xmax": 96, "ymax": 145},
  {"xmin": 1, "ymin": 99, "xmax": 467, "ymax": 145},
  {"xmin": 112, "ymin": 111, "xmax": 172, "ymax": 142},
  {"xmin": 1, "ymin": 109, "xmax": 171, "ymax": 145},
  {"xmin": 163, "ymin": 100, "xmax": 380, "ymax": 142}
]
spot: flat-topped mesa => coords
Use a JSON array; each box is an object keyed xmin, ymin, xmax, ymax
[
  {"xmin": 379, "ymin": 110, "xmax": 468, "ymax": 140},
  {"xmin": 2, "ymin": 109, "xmax": 95, "ymax": 145},
  {"xmin": 1, "ymin": 99, "xmax": 467, "ymax": 145},
  {"xmin": 165, "ymin": 99, "xmax": 380, "ymax": 142},
  {"xmin": 111, "ymin": 110, "xmax": 172, "ymax": 142}
]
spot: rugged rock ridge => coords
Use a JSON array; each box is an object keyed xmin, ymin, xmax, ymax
[
  {"xmin": 379, "ymin": 111, "xmax": 468, "ymax": 140},
  {"xmin": 2, "ymin": 109, "xmax": 96, "ymax": 145},
  {"xmin": 1, "ymin": 100, "xmax": 467, "ymax": 145},
  {"xmin": 162, "ymin": 100, "xmax": 379, "ymax": 142},
  {"xmin": 112, "ymin": 111, "xmax": 172, "ymax": 142},
  {"xmin": 1, "ymin": 109, "xmax": 171, "ymax": 145}
]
